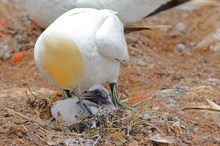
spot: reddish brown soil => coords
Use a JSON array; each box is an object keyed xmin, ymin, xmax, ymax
[{"xmin": 0, "ymin": 1, "xmax": 220, "ymax": 146}]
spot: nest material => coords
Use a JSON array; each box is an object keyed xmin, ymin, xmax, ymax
[{"xmin": 68, "ymin": 111, "xmax": 109, "ymax": 133}]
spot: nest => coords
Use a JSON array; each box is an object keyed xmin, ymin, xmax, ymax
[{"xmin": 68, "ymin": 110, "xmax": 110, "ymax": 133}]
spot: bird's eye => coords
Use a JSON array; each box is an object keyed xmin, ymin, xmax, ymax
[
  {"xmin": 97, "ymin": 92, "xmax": 101, "ymax": 96},
  {"xmin": 94, "ymin": 89, "xmax": 101, "ymax": 96}
]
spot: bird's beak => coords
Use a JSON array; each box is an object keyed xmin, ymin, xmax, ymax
[
  {"xmin": 82, "ymin": 91, "xmax": 101, "ymax": 104},
  {"xmin": 82, "ymin": 90, "xmax": 113, "ymax": 106}
]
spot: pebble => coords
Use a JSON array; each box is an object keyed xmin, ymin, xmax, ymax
[
  {"xmin": 172, "ymin": 121, "xmax": 181, "ymax": 127},
  {"xmin": 202, "ymin": 78, "xmax": 220, "ymax": 86},
  {"xmin": 159, "ymin": 89, "xmax": 178, "ymax": 98},
  {"xmin": 141, "ymin": 113, "xmax": 151, "ymax": 120},
  {"xmin": 152, "ymin": 106, "xmax": 160, "ymax": 111},
  {"xmin": 176, "ymin": 43, "xmax": 186, "ymax": 51},
  {"xmin": 176, "ymin": 22, "xmax": 186, "ymax": 31}
]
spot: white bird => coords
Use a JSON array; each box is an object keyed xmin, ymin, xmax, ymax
[
  {"xmin": 34, "ymin": 8, "xmax": 128, "ymax": 108},
  {"xmin": 51, "ymin": 85, "xmax": 116, "ymax": 125},
  {"xmin": 206, "ymin": 99, "xmax": 220, "ymax": 127},
  {"xmin": 26, "ymin": 0, "xmax": 191, "ymax": 28}
]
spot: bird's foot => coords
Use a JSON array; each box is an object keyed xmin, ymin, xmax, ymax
[
  {"xmin": 111, "ymin": 93, "xmax": 122, "ymax": 109},
  {"xmin": 76, "ymin": 101, "xmax": 93, "ymax": 115},
  {"xmin": 110, "ymin": 83, "xmax": 122, "ymax": 109},
  {"xmin": 110, "ymin": 83, "xmax": 136, "ymax": 111}
]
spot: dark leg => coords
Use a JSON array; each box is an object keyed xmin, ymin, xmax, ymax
[
  {"xmin": 109, "ymin": 82, "xmax": 121, "ymax": 108},
  {"xmin": 63, "ymin": 89, "xmax": 71, "ymax": 99},
  {"xmin": 73, "ymin": 87, "xmax": 93, "ymax": 115}
]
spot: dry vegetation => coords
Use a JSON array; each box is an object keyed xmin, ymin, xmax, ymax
[{"xmin": 0, "ymin": 1, "xmax": 220, "ymax": 145}]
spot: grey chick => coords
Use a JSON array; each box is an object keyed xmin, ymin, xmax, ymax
[{"xmin": 51, "ymin": 85, "xmax": 115, "ymax": 125}]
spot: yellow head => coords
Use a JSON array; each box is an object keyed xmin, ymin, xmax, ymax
[{"xmin": 37, "ymin": 29, "xmax": 84, "ymax": 89}]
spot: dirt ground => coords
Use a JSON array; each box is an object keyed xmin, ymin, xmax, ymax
[{"xmin": 0, "ymin": 1, "xmax": 220, "ymax": 146}]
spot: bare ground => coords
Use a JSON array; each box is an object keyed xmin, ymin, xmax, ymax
[{"xmin": 0, "ymin": 1, "xmax": 220, "ymax": 146}]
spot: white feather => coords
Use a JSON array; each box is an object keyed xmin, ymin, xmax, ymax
[
  {"xmin": 34, "ymin": 8, "xmax": 127, "ymax": 91},
  {"xmin": 26, "ymin": 0, "xmax": 172, "ymax": 28}
]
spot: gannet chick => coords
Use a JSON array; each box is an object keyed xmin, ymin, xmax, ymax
[
  {"xmin": 51, "ymin": 85, "xmax": 115, "ymax": 125},
  {"xmin": 34, "ymin": 8, "xmax": 128, "ymax": 108}
]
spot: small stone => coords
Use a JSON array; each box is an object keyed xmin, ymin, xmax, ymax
[
  {"xmin": 176, "ymin": 44, "xmax": 186, "ymax": 51},
  {"xmin": 152, "ymin": 106, "xmax": 159, "ymax": 111},
  {"xmin": 147, "ymin": 129, "xmax": 153, "ymax": 134},
  {"xmin": 202, "ymin": 78, "xmax": 220, "ymax": 86},
  {"xmin": 176, "ymin": 43, "xmax": 191, "ymax": 55},
  {"xmin": 84, "ymin": 139, "xmax": 94, "ymax": 146},
  {"xmin": 175, "ymin": 86, "xmax": 188, "ymax": 93},
  {"xmin": 159, "ymin": 89, "xmax": 178, "ymax": 98},
  {"xmin": 172, "ymin": 121, "xmax": 181, "ymax": 127},
  {"xmin": 176, "ymin": 22, "xmax": 186, "ymax": 31},
  {"xmin": 160, "ymin": 115, "xmax": 168, "ymax": 122},
  {"xmin": 141, "ymin": 113, "xmax": 151, "ymax": 120}
]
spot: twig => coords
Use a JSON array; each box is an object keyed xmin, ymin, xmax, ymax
[
  {"xmin": 27, "ymin": 87, "xmax": 55, "ymax": 99},
  {"xmin": 120, "ymin": 98, "xmax": 129, "ymax": 104},
  {"xmin": 36, "ymin": 134, "xmax": 49, "ymax": 145},
  {"xmin": 111, "ymin": 108, "xmax": 146, "ymax": 123},
  {"xmin": 127, "ymin": 125, "xmax": 132, "ymax": 137},
  {"xmin": 128, "ymin": 47, "xmax": 144, "ymax": 54},
  {"xmin": 132, "ymin": 96, "xmax": 153, "ymax": 107},
  {"xmin": 181, "ymin": 107, "xmax": 220, "ymax": 112},
  {"xmin": 21, "ymin": 124, "xmax": 28, "ymax": 132},
  {"xmin": 111, "ymin": 112, "xmax": 132, "ymax": 123},
  {"xmin": 92, "ymin": 135, "xmax": 102, "ymax": 146},
  {"xmin": 138, "ymin": 120, "xmax": 165, "ymax": 136},
  {"xmin": 5, "ymin": 107, "xmax": 32, "ymax": 120},
  {"xmin": 27, "ymin": 86, "xmax": 37, "ymax": 99},
  {"xmin": 4, "ymin": 107, "xmax": 46, "ymax": 125}
]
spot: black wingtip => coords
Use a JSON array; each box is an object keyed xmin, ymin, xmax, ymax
[{"xmin": 147, "ymin": 0, "xmax": 190, "ymax": 17}]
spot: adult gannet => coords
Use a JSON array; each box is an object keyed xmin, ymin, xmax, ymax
[
  {"xmin": 51, "ymin": 85, "xmax": 116, "ymax": 125},
  {"xmin": 26, "ymin": 0, "xmax": 191, "ymax": 28},
  {"xmin": 34, "ymin": 8, "xmax": 128, "ymax": 108}
]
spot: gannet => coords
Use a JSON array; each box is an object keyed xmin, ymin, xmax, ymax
[
  {"xmin": 34, "ymin": 8, "xmax": 128, "ymax": 108},
  {"xmin": 51, "ymin": 85, "xmax": 116, "ymax": 125},
  {"xmin": 26, "ymin": 0, "xmax": 191, "ymax": 28}
]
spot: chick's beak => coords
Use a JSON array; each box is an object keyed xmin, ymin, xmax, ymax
[{"xmin": 82, "ymin": 90, "xmax": 102, "ymax": 104}]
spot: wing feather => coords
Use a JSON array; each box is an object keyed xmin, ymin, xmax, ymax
[{"xmin": 95, "ymin": 13, "xmax": 128, "ymax": 62}]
